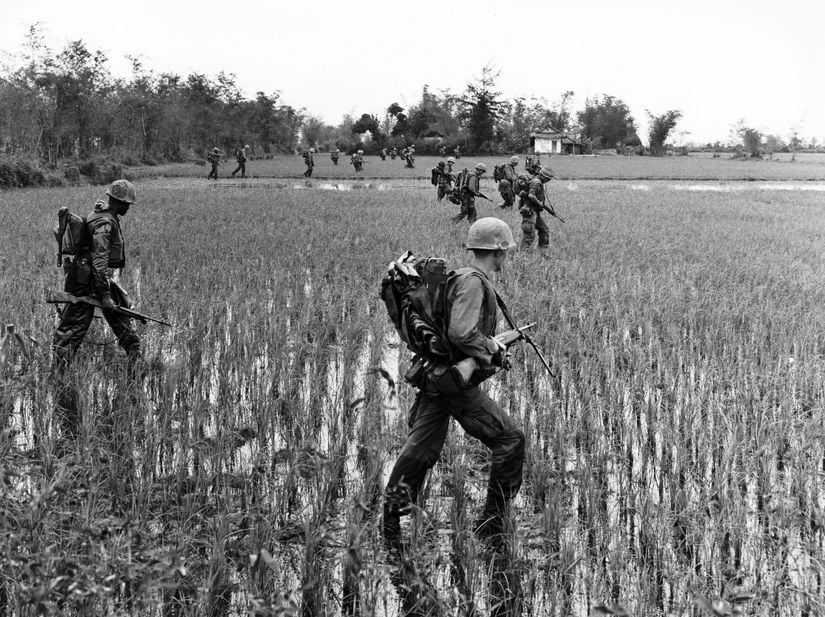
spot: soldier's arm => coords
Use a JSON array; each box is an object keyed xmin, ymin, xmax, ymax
[
  {"xmin": 90, "ymin": 218, "xmax": 114, "ymax": 297},
  {"xmin": 527, "ymin": 183, "xmax": 543, "ymax": 207},
  {"xmin": 447, "ymin": 276, "xmax": 499, "ymax": 364}
]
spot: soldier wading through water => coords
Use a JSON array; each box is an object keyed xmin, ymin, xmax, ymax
[
  {"xmin": 52, "ymin": 180, "xmax": 142, "ymax": 439},
  {"xmin": 383, "ymin": 217, "xmax": 526, "ymax": 552}
]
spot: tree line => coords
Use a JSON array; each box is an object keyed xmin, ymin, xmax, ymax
[
  {"xmin": 0, "ymin": 28, "xmax": 301, "ymax": 165},
  {"xmin": 1, "ymin": 29, "xmax": 695, "ymax": 166}
]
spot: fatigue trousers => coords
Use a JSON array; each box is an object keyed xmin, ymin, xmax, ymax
[
  {"xmin": 304, "ymin": 165, "xmax": 313, "ymax": 177},
  {"xmin": 232, "ymin": 162, "xmax": 246, "ymax": 177},
  {"xmin": 520, "ymin": 207, "xmax": 550, "ymax": 249},
  {"xmin": 437, "ymin": 185, "xmax": 450, "ymax": 202},
  {"xmin": 384, "ymin": 388, "xmax": 525, "ymax": 521},
  {"xmin": 52, "ymin": 264, "xmax": 140, "ymax": 437},
  {"xmin": 207, "ymin": 164, "xmax": 218, "ymax": 180},
  {"xmin": 451, "ymin": 196, "xmax": 477, "ymax": 224}
]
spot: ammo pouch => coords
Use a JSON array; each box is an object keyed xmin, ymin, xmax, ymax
[
  {"xmin": 423, "ymin": 364, "xmax": 467, "ymax": 397},
  {"xmin": 404, "ymin": 355, "xmax": 467, "ymax": 396},
  {"xmin": 64, "ymin": 256, "xmax": 91, "ymax": 293}
]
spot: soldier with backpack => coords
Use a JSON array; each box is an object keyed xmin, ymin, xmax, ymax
[
  {"xmin": 331, "ymin": 148, "xmax": 340, "ymax": 165},
  {"xmin": 303, "ymin": 148, "xmax": 315, "ymax": 177},
  {"xmin": 451, "ymin": 163, "xmax": 488, "ymax": 224},
  {"xmin": 52, "ymin": 179, "xmax": 142, "ymax": 438},
  {"xmin": 495, "ymin": 156, "xmax": 520, "ymax": 209},
  {"xmin": 382, "ymin": 218, "xmax": 525, "ymax": 552},
  {"xmin": 206, "ymin": 147, "xmax": 221, "ymax": 180},
  {"xmin": 231, "ymin": 144, "xmax": 248, "ymax": 178},
  {"xmin": 518, "ymin": 166, "xmax": 555, "ymax": 250},
  {"xmin": 430, "ymin": 160, "xmax": 454, "ymax": 202}
]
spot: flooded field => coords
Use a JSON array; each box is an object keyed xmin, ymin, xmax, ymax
[{"xmin": 2, "ymin": 179, "xmax": 825, "ymax": 615}]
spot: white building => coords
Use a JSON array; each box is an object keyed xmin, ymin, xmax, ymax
[{"xmin": 530, "ymin": 131, "xmax": 582, "ymax": 155}]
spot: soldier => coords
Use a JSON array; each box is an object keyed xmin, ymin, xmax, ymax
[
  {"xmin": 497, "ymin": 155, "xmax": 520, "ymax": 209},
  {"xmin": 331, "ymin": 148, "xmax": 340, "ymax": 166},
  {"xmin": 405, "ymin": 146, "xmax": 415, "ymax": 169},
  {"xmin": 446, "ymin": 156, "xmax": 456, "ymax": 174},
  {"xmin": 453, "ymin": 145, "xmax": 462, "ymax": 159},
  {"xmin": 439, "ymin": 145, "xmax": 447, "ymax": 157},
  {"xmin": 303, "ymin": 148, "xmax": 315, "ymax": 177},
  {"xmin": 431, "ymin": 160, "xmax": 454, "ymax": 202},
  {"xmin": 351, "ymin": 150, "xmax": 365, "ymax": 172},
  {"xmin": 380, "ymin": 148, "xmax": 387, "ymax": 161},
  {"xmin": 231, "ymin": 144, "xmax": 248, "ymax": 178},
  {"xmin": 525, "ymin": 154, "xmax": 542, "ymax": 175},
  {"xmin": 52, "ymin": 180, "xmax": 142, "ymax": 438},
  {"xmin": 389, "ymin": 147, "xmax": 397, "ymax": 160},
  {"xmin": 452, "ymin": 162, "xmax": 487, "ymax": 225},
  {"xmin": 383, "ymin": 217, "xmax": 524, "ymax": 551},
  {"xmin": 518, "ymin": 166, "xmax": 554, "ymax": 250},
  {"xmin": 206, "ymin": 147, "xmax": 220, "ymax": 180}
]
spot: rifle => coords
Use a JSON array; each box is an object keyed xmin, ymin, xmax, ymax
[
  {"xmin": 55, "ymin": 206, "xmax": 69, "ymax": 267},
  {"xmin": 541, "ymin": 201, "xmax": 566, "ymax": 223},
  {"xmin": 45, "ymin": 289, "xmax": 172, "ymax": 327},
  {"xmin": 473, "ymin": 190, "xmax": 492, "ymax": 202},
  {"xmin": 452, "ymin": 323, "xmax": 536, "ymax": 384},
  {"xmin": 493, "ymin": 291, "xmax": 557, "ymax": 379}
]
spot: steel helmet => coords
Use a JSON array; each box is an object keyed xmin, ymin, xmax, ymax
[
  {"xmin": 437, "ymin": 161, "xmax": 445, "ymax": 168},
  {"xmin": 106, "ymin": 179, "xmax": 136, "ymax": 204},
  {"xmin": 509, "ymin": 155, "xmax": 520, "ymax": 165},
  {"xmin": 474, "ymin": 162, "xmax": 487, "ymax": 173},
  {"xmin": 212, "ymin": 147, "xmax": 219, "ymax": 153},
  {"xmin": 466, "ymin": 218, "xmax": 514, "ymax": 251},
  {"xmin": 244, "ymin": 144, "xmax": 249, "ymax": 149},
  {"xmin": 447, "ymin": 156, "xmax": 456, "ymax": 163},
  {"xmin": 357, "ymin": 149, "xmax": 364, "ymax": 154},
  {"xmin": 309, "ymin": 148, "xmax": 315, "ymax": 153},
  {"xmin": 537, "ymin": 166, "xmax": 554, "ymax": 181}
]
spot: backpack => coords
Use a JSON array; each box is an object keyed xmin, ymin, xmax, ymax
[
  {"xmin": 380, "ymin": 252, "xmax": 456, "ymax": 362},
  {"xmin": 493, "ymin": 164, "xmax": 506, "ymax": 183},
  {"xmin": 430, "ymin": 168, "xmax": 439, "ymax": 186},
  {"xmin": 53, "ymin": 206, "xmax": 89, "ymax": 264}
]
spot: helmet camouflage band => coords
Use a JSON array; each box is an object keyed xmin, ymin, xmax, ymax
[
  {"xmin": 466, "ymin": 217, "xmax": 514, "ymax": 251},
  {"xmin": 537, "ymin": 166, "xmax": 554, "ymax": 181},
  {"xmin": 474, "ymin": 162, "xmax": 487, "ymax": 172},
  {"xmin": 106, "ymin": 179, "xmax": 136, "ymax": 204},
  {"xmin": 509, "ymin": 155, "xmax": 520, "ymax": 165},
  {"xmin": 447, "ymin": 156, "xmax": 456, "ymax": 163}
]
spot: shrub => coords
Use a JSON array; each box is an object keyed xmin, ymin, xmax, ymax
[
  {"xmin": 76, "ymin": 157, "xmax": 127, "ymax": 185},
  {"xmin": 0, "ymin": 158, "xmax": 51, "ymax": 189}
]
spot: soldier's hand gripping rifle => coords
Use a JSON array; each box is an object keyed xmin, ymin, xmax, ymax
[
  {"xmin": 452, "ymin": 323, "xmax": 537, "ymax": 383},
  {"xmin": 493, "ymin": 291, "xmax": 557, "ymax": 380},
  {"xmin": 45, "ymin": 289, "xmax": 172, "ymax": 327}
]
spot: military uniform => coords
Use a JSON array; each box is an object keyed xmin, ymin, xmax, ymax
[
  {"xmin": 303, "ymin": 150, "xmax": 314, "ymax": 177},
  {"xmin": 452, "ymin": 171, "xmax": 482, "ymax": 224},
  {"xmin": 351, "ymin": 152, "xmax": 364, "ymax": 172},
  {"xmin": 231, "ymin": 146, "xmax": 247, "ymax": 178},
  {"xmin": 519, "ymin": 176, "xmax": 550, "ymax": 249},
  {"xmin": 206, "ymin": 150, "xmax": 220, "ymax": 179},
  {"xmin": 498, "ymin": 161, "xmax": 518, "ymax": 209},
  {"xmin": 331, "ymin": 149, "xmax": 340, "ymax": 165},
  {"xmin": 433, "ymin": 165, "xmax": 454, "ymax": 202},
  {"xmin": 384, "ymin": 265, "xmax": 525, "ymax": 546},
  {"xmin": 52, "ymin": 182, "xmax": 141, "ymax": 437}
]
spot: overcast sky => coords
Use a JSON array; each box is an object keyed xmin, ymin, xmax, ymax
[{"xmin": 1, "ymin": 0, "xmax": 822, "ymax": 145}]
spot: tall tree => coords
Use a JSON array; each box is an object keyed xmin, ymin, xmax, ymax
[
  {"xmin": 577, "ymin": 94, "xmax": 638, "ymax": 150},
  {"xmin": 460, "ymin": 65, "xmax": 509, "ymax": 154},
  {"xmin": 647, "ymin": 109, "xmax": 682, "ymax": 156}
]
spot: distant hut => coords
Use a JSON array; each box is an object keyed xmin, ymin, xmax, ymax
[{"xmin": 530, "ymin": 130, "xmax": 583, "ymax": 155}]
